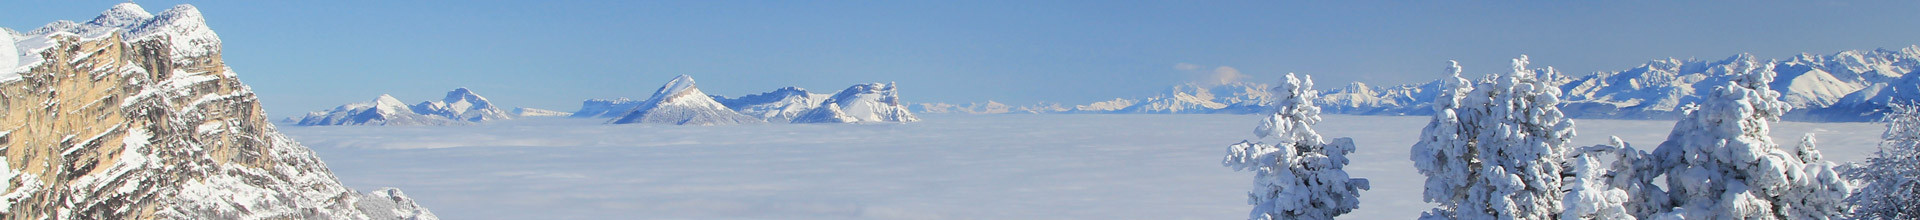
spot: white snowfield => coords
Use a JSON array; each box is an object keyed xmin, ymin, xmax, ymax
[{"xmin": 280, "ymin": 114, "xmax": 1885, "ymax": 220}]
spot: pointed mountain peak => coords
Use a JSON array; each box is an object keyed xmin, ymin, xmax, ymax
[
  {"xmin": 441, "ymin": 87, "xmax": 487, "ymax": 102},
  {"xmin": 374, "ymin": 94, "xmax": 408, "ymax": 107},
  {"xmin": 650, "ymin": 75, "xmax": 699, "ymax": 100},
  {"xmin": 154, "ymin": 4, "xmax": 204, "ymax": 20},
  {"xmin": 448, "ymin": 87, "xmax": 474, "ymax": 94}
]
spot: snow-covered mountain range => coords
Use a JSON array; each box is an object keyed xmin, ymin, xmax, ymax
[
  {"xmin": 608, "ymin": 75, "xmax": 764, "ymax": 125},
  {"xmin": 1, "ymin": 3, "xmax": 435, "ymax": 219},
  {"xmin": 512, "ymin": 107, "xmax": 573, "ymax": 117},
  {"xmin": 790, "ymin": 82, "xmax": 920, "ymax": 123},
  {"xmin": 298, "ymin": 88, "xmax": 513, "ymax": 126},
  {"xmin": 933, "ymin": 48, "xmax": 1920, "ymax": 122},
  {"xmin": 712, "ymin": 87, "xmax": 827, "ymax": 122},
  {"xmin": 576, "ymin": 76, "xmax": 920, "ymax": 124}
]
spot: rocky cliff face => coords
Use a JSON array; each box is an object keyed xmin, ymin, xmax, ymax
[{"xmin": 2, "ymin": 3, "xmax": 434, "ymax": 219}]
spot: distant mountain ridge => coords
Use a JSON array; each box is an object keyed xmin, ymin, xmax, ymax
[
  {"xmin": 298, "ymin": 88, "xmax": 513, "ymax": 126},
  {"xmin": 576, "ymin": 76, "xmax": 920, "ymax": 124},
  {"xmin": 924, "ymin": 46, "xmax": 1920, "ymax": 122}
]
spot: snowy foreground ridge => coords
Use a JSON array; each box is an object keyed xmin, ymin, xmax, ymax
[
  {"xmin": 922, "ymin": 47, "xmax": 1920, "ymax": 122},
  {"xmin": 1, "ymin": 3, "xmax": 436, "ymax": 219}
]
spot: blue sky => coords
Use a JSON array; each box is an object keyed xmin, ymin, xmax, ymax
[{"xmin": 8, "ymin": 1, "xmax": 1920, "ymax": 117}]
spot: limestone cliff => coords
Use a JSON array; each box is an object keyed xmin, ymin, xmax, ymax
[{"xmin": 1, "ymin": 3, "xmax": 435, "ymax": 219}]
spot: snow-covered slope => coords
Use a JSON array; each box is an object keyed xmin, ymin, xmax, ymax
[
  {"xmin": 570, "ymin": 98, "xmax": 643, "ymax": 118},
  {"xmin": 411, "ymin": 88, "xmax": 513, "ymax": 122},
  {"xmin": 1815, "ymin": 71, "xmax": 1920, "ymax": 121},
  {"xmin": 1, "ymin": 3, "xmax": 434, "ymax": 219},
  {"xmin": 791, "ymin": 82, "xmax": 919, "ymax": 123},
  {"xmin": 512, "ymin": 107, "xmax": 573, "ymax": 117},
  {"xmin": 1, "ymin": 28, "xmax": 16, "ymax": 73},
  {"xmin": 712, "ymin": 87, "xmax": 828, "ymax": 122},
  {"xmin": 609, "ymin": 75, "xmax": 763, "ymax": 125}
]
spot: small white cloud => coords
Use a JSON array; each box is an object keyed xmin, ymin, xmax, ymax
[
  {"xmin": 1174, "ymin": 63, "xmax": 1250, "ymax": 85},
  {"xmin": 1173, "ymin": 63, "xmax": 1202, "ymax": 71},
  {"xmin": 1211, "ymin": 66, "xmax": 1247, "ymax": 85}
]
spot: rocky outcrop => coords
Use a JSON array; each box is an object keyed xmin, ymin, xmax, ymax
[{"xmin": 1, "ymin": 3, "xmax": 434, "ymax": 219}]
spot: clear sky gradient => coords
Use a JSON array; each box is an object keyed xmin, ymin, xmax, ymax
[{"xmin": 9, "ymin": 1, "xmax": 1920, "ymax": 117}]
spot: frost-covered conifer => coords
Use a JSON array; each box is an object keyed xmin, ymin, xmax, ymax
[
  {"xmin": 1844, "ymin": 103, "xmax": 1920, "ymax": 219},
  {"xmin": 1647, "ymin": 60, "xmax": 1851, "ymax": 219},
  {"xmin": 1224, "ymin": 73, "xmax": 1369, "ymax": 220},
  {"xmin": 1410, "ymin": 56, "xmax": 1576, "ymax": 220},
  {"xmin": 1562, "ymin": 137, "xmax": 1638, "ymax": 220}
]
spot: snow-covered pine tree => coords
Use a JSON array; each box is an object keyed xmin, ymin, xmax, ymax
[
  {"xmin": 1844, "ymin": 103, "xmax": 1920, "ymax": 219},
  {"xmin": 1223, "ymin": 73, "xmax": 1369, "ymax": 220},
  {"xmin": 1562, "ymin": 137, "xmax": 1639, "ymax": 220},
  {"xmin": 1410, "ymin": 56, "xmax": 1576, "ymax": 220},
  {"xmin": 1646, "ymin": 60, "xmax": 1851, "ymax": 219}
]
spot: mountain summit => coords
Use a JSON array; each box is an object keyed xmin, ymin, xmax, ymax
[
  {"xmin": 610, "ymin": 75, "xmax": 764, "ymax": 125},
  {"xmin": 413, "ymin": 87, "xmax": 513, "ymax": 122}
]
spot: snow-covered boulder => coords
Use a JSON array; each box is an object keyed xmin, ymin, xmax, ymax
[
  {"xmin": 609, "ymin": 75, "xmax": 763, "ymax": 125},
  {"xmin": 791, "ymin": 82, "xmax": 919, "ymax": 123},
  {"xmin": 712, "ymin": 87, "xmax": 828, "ymax": 122},
  {"xmin": 411, "ymin": 87, "xmax": 513, "ymax": 122}
]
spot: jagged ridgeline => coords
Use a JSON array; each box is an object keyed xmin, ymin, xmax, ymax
[{"xmin": 1, "ymin": 3, "xmax": 434, "ymax": 219}]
